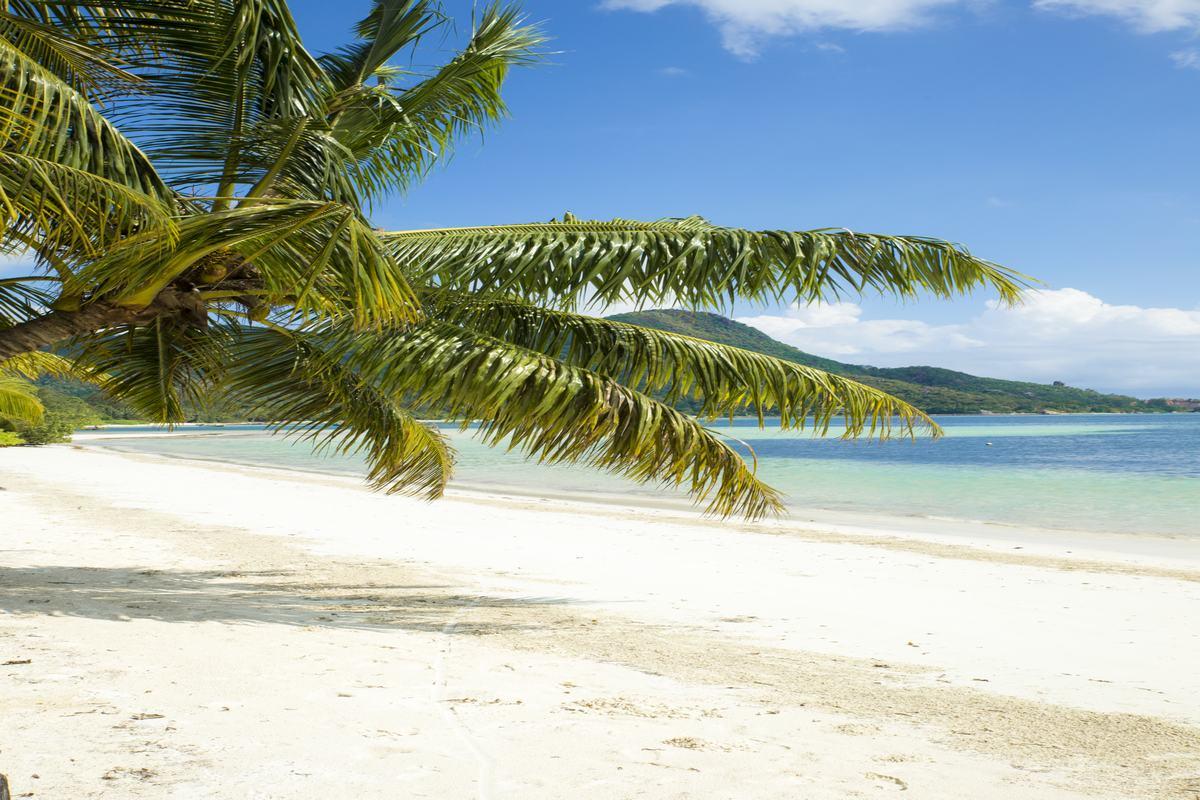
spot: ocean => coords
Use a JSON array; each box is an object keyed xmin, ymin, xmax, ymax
[{"xmin": 83, "ymin": 414, "xmax": 1200, "ymax": 538}]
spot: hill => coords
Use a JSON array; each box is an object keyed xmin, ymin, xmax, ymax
[
  {"xmin": 607, "ymin": 309, "xmax": 1156, "ymax": 414},
  {"xmin": 13, "ymin": 311, "xmax": 1159, "ymax": 428}
]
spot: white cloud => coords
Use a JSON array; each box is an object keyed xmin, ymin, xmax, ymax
[
  {"xmin": 609, "ymin": 0, "xmax": 1200, "ymax": 60},
  {"xmin": 1170, "ymin": 47, "xmax": 1200, "ymax": 68},
  {"xmin": 1033, "ymin": 0, "xmax": 1200, "ymax": 32},
  {"xmin": 658, "ymin": 65, "xmax": 691, "ymax": 76},
  {"xmin": 601, "ymin": 0, "xmax": 966, "ymax": 57},
  {"xmin": 736, "ymin": 288, "xmax": 1200, "ymax": 397}
]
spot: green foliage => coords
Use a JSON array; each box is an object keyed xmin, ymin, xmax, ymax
[
  {"xmin": 385, "ymin": 216, "xmax": 1027, "ymax": 313},
  {"xmin": 0, "ymin": 430, "xmax": 22, "ymax": 446},
  {"xmin": 609, "ymin": 310, "xmax": 1155, "ymax": 415},
  {"xmin": 15, "ymin": 415, "xmax": 74, "ymax": 445},
  {"xmin": 13, "ymin": 385, "xmax": 102, "ymax": 444},
  {"xmin": 427, "ymin": 293, "xmax": 936, "ymax": 437},
  {"xmin": 0, "ymin": 374, "xmax": 42, "ymax": 421},
  {"xmin": 34, "ymin": 375, "xmax": 136, "ymax": 420}
]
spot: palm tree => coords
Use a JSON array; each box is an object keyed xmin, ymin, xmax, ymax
[{"xmin": 0, "ymin": 1, "xmax": 1026, "ymax": 516}]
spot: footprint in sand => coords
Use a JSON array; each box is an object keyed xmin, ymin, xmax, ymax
[{"xmin": 864, "ymin": 772, "xmax": 909, "ymax": 791}]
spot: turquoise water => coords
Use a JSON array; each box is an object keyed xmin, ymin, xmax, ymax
[{"xmin": 86, "ymin": 415, "xmax": 1200, "ymax": 538}]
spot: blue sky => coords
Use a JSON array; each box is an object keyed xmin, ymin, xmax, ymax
[
  {"xmin": 283, "ymin": 0, "xmax": 1200, "ymax": 397},
  {"xmin": 5, "ymin": 1, "xmax": 1195, "ymax": 395}
]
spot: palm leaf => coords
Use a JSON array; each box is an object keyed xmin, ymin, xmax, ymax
[
  {"xmin": 325, "ymin": 3, "xmax": 543, "ymax": 201},
  {"xmin": 426, "ymin": 292, "xmax": 937, "ymax": 437},
  {"xmin": 0, "ymin": 348, "xmax": 80, "ymax": 380},
  {"xmin": 90, "ymin": 0, "xmax": 327, "ymax": 196},
  {"xmin": 227, "ymin": 324, "xmax": 455, "ymax": 497},
  {"xmin": 384, "ymin": 215, "xmax": 1028, "ymax": 310},
  {"xmin": 301, "ymin": 320, "xmax": 785, "ymax": 518},
  {"xmin": 0, "ymin": 275, "xmax": 53, "ymax": 325},
  {"xmin": 0, "ymin": 374, "xmax": 42, "ymax": 422},
  {"xmin": 0, "ymin": 152, "xmax": 176, "ymax": 272},
  {"xmin": 70, "ymin": 316, "xmax": 230, "ymax": 423},
  {"xmin": 0, "ymin": 39, "xmax": 170, "ymax": 202},
  {"xmin": 70, "ymin": 200, "xmax": 419, "ymax": 326},
  {"xmin": 0, "ymin": 9, "xmax": 140, "ymax": 98},
  {"xmin": 319, "ymin": 0, "xmax": 444, "ymax": 91},
  {"xmin": 251, "ymin": 1, "xmax": 447, "ymax": 205}
]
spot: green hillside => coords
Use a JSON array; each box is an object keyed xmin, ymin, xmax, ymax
[
  {"xmin": 8, "ymin": 310, "xmax": 1158, "ymax": 434},
  {"xmin": 607, "ymin": 309, "xmax": 1155, "ymax": 414}
]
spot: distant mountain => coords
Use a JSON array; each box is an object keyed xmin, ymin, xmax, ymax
[
  {"xmin": 25, "ymin": 310, "xmax": 1161, "ymax": 425},
  {"xmin": 607, "ymin": 309, "xmax": 1158, "ymax": 414}
]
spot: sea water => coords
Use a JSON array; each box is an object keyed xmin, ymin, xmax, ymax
[{"xmin": 84, "ymin": 414, "xmax": 1200, "ymax": 538}]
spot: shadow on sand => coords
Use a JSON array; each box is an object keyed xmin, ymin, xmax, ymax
[{"xmin": 0, "ymin": 564, "xmax": 575, "ymax": 635}]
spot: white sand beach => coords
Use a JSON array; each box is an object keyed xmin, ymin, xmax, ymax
[{"xmin": 2, "ymin": 444, "xmax": 1198, "ymax": 799}]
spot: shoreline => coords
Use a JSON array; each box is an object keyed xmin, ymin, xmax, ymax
[
  {"xmin": 2, "ymin": 445, "xmax": 1198, "ymax": 798},
  {"xmin": 73, "ymin": 434, "xmax": 1200, "ymax": 566}
]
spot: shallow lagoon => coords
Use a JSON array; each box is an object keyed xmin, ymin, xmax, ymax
[{"xmin": 88, "ymin": 414, "xmax": 1200, "ymax": 538}]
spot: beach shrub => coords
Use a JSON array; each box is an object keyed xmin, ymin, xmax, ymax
[
  {"xmin": 14, "ymin": 389, "xmax": 101, "ymax": 446},
  {"xmin": 0, "ymin": 431, "xmax": 22, "ymax": 447},
  {"xmin": 15, "ymin": 416, "xmax": 75, "ymax": 445}
]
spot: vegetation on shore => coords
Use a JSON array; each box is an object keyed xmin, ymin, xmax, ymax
[
  {"xmin": 16, "ymin": 308, "xmax": 1166, "ymax": 439},
  {"xmin": 0, "ymin": 1, "xmax": 1027, "ymax": 515},
  {"xmin": 609, "ymin": 311, "xmax": 1165, "ymax": 414}
]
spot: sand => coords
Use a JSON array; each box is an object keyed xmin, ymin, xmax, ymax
[{"xmin": 1, "ymin": 445, "xmax": 1198, "ymax": 799}]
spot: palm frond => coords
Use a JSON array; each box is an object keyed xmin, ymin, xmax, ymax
[
  {"xmin": 0, "ymin": 9, "xmax": 140, "ymax": 98},
  {"xmin": 326, "ymin": 3, "xmax": 543, "ymax": 200},
  {"xmin": 426, "ymin": 292, "xmax": 937, "ymax": 437},
  {"xmin": 227, "ymin": 324, "xmax": 454, "ymax": 497},
  {"xmin": 0, "ymin": 39, "xmax": 170, "ymax": 202},
  {"xmin": 70, "ymin": 316, "xmax": 230, "ymax": 423},
  {"xmin": 70, "ymin": 200, "xmax": 419, "ymax": 326},
  {"xmin": 0, "ymin": 275, "xmax": 53, "ymax": 325},
  {"xmin": 242, "ymin": 1, "xmax": 445, "ymax": 205},
  {"xmin": 2, "ymin": 2, "xmax": 138, "ymax": 36},
  {"xmin": 0, "ymin": 152, "xmax": 176, "ymax": 273},
  {"xmin": 0, "ymin": 348, "xmax": 79, "ymax": 380},
  {"xmin": 303, "ymin": 320, "xmax": 784, "ymax": 518},
  {"xmin": 236, "ymin": 116, "xmax": 362, "ymax": 205},
  {"xmin": 0, "ymin": 374, "xmax": 42, "ymax": 422},
  {"xmin": 96, "ymin": 0, "xmax": 328, "ymax": 195},
  {"xmin": 319, "ymin": 1, "xmax": 444, "ymax": 91},
  {"xmin": 385, "ymin": 215, "xmax": 1028, "ymax": 310}
]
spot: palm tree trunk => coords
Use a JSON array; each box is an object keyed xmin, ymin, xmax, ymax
[
  {"xmin": 0, "ymin": 287, "xmax": 210, "ymax": 360},
  {"xmin": 0, "ymin": 304, "xmax": 135, "ymax": 360}
]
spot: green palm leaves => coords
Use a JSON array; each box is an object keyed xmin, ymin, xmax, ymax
[
  {"xmin": 425, "ymin": 293, "xmax": 936, "ymax": 436},
  {"xmin": 0, "ymin": 0, "xmax": 1031, "ymax": 518},
  {"xmin": 0, "ymin": 349, "xmax": 80, "ymax": 422},
  {"xmin": 0, "ymin": 373, "xmax": 42, "ymax": 421},
  {"xmin": 385, "ymin": 215, "xmax": 1026, "ymax": 310},
  {"xmin": 227, "ymin": 325, "xmax": 456, "ymax": 495}
]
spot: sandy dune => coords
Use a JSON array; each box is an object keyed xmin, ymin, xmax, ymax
[{"xmin": 1, "ymin": 445, "xmax": 1198, "ymax": 799}]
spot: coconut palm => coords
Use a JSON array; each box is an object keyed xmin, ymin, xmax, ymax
[{"xmin": 0, "ymin": 1, "xmax": 1026, "ymax": 516}]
